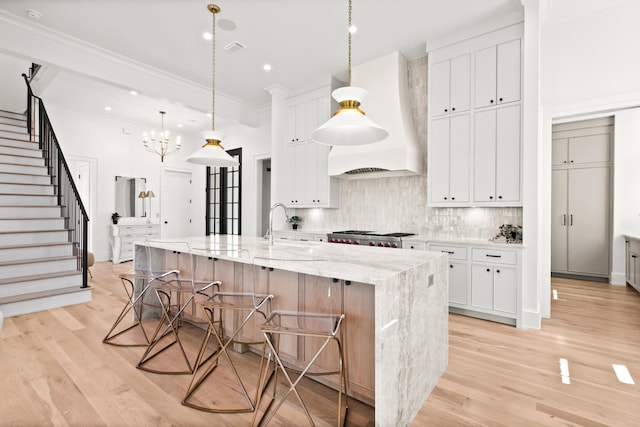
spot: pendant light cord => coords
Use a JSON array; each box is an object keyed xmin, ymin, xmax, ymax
[
  {"xmin": 211, "ymin": 7, "xmax": 217, "ymax": 132},
  {"xmin": 347, "ymin": 0, "xmax": 352, "ymax": 87}
]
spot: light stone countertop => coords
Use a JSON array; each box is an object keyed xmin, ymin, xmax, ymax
[
  {"xmin": 624, "ymin": 234, "xmax": 640, "ymax": 242},
  {"xmin": 144, "ymin": 234, "xmax": 445, "ymax": 285},
  {"xmin": 404, "ymin": 235, "xmax": 524, "ymax": 249}
]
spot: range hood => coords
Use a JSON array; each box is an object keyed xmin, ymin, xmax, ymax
[{"xmin": 327, "ymin": 51, "xmax": 423, "ymax": 179}]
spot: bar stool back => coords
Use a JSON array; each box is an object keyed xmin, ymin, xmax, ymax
[
  {"xmin": 182, "ymin": 248, "xmax": 274, "ymax": 414},
  {"xmin": 253, "ymin": 269, "xmax": 348, "ymax": 426},
  {"xmin": 137, "ymin": 241, "xmax": 219, "ymax": 375}
]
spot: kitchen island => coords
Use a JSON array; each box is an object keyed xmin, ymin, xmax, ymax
[{"xmin": 136, "ymin": 235, "xmax": 448, "ymax": 426}]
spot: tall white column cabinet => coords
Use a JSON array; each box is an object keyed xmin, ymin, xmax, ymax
[
  {"xmin": 428, "ymin": 23, "xmax": 523, "ymax": 207},
  {"xmin": 551, "ymin": 117, "xmax": 613, "ymax": 279}
]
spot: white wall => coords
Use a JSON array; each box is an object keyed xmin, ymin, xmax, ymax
[
  {"xmin": 540, "ymin": 0, "xmax": 640, "ymax": 288},
  {"xmin": 45, "ymin": 101, "xmax": 270, "ymax": 262}
]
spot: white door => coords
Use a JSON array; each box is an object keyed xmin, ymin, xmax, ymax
[
  {"xmin": 551, "ymin": 169, "xmax": 568, "ymax": 272},
  {"xmin": 161, "ymin": 169, "xmax": 193, "ymax": 239}
]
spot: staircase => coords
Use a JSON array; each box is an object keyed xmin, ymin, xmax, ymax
[{"xmin": 0, "ymin": 109, "xmax": 91, "ymax": 317}]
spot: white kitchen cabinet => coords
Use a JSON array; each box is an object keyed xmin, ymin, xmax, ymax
[
  {"xmin": 474, "ymin": 104, "xmax": 521, "ymax": 205},
  {"xmin": 427, "ymin": 243, "xmax": 469, "ymax": 307},
  {"xmin": 552, "ymin": 133, "xmax": 611, "ymax": 167},
  {"xmin": 430, "ymin": 54, "xmax": 470, "ymax": 117},
  {"xmin": 474, "ymin": 38, "xmax": 521, "ymax": 109},
  {"xmin": 111, "ymin": 223, "xmax": 160, "ymax": 264},
  {"xmin": 429, "ymin": 115, "xmax": 470, "ymax": 205},
  {"xmin": 283, "ymin": 86, "xmax": 339, "ymax": 208},
  {"xmin": 470, "ymin": 247, "xmax": 518, "ymax": 315}
]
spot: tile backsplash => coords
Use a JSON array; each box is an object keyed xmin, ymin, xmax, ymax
[{"xmin": 296, "ymin": 54, "xmax": 523, "ymax": 241}]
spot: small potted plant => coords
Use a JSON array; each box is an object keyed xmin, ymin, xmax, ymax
[
  {"xmin": 288, "ymin": 215, "xmax": 302, "ymax": 230},
  {"xmin": 111, "ymin": 212, "xmax": 120, "ymax": 225}
]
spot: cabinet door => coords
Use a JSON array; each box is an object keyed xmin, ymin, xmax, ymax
[
  {"xmin": 552, "ymin": 138, "xmax": 569, "ymax": 166},
  {"xmin": 493, "ymin": 266, "xmax": 516, "ymax": 314},
  {"xmin": 429, "ymin": 117, "xmax": 451, "ymax": 202},
  {"xmin": 284, "ymin": 143, "xmax": 305, "ymax": 205},
  {"xmin": 474, "ymin": 109, "xmax": 497, "ymax": 202},
  {"xmin": 551, "ymin": 169, "xmax": 568, "ymax": 272},
  {"xmin": 474, "ymin": 46, "xmax": 497, "ymax": 108},
  {"xmin": 569, "ymin": 133, "xmax": 611, "ymax": 165},
  {"xmin": 450, "ymin": 54, "xmax": 470, "ymax": 114},
  {"xmin": 471, "ymin": 264, "xmax": 494, "ymax": 310},
  {"xmin": 448, "ymin": 261, "xmax": 468, "ymax": 306},
  {"xmin": 449, "ymin": 115, "xmax": 470, "ymax": 202},
  {"xmin": 496, "ymin": 39, "xmax": 521, "ymax": 105},
  {"xmin": 495, "ymin": 104, "xmax": 521, "ymax": 202},
  {"xmin": 633, "ymin": 250, "xmax": 640, "ymax": 292},
  {"xmin": 285, "ymin": 103, "xmax": 305, "ymax": 143},
  {"xmin": 567, "ymin": 167, "xmax": 610, "ymax": 276},
  {"xmin": 431, "ymin": 59, "xmax": 451, "ymax": 117}
]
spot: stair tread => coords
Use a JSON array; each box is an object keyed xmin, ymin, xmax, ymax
[
  {"xmin": 0, "ymin": 255, "xmax": 77, "ymax": 267},
  {"xmin": 0, "ymin": 181, "xmax": 53, "ymax": 187},
  {"xmin": 0, "ymin": 171, "xmax": 50, "ymax": 177},
  {"xmin": 0, "ymin": 283, "xmax": 88, "ymax": 305},
  {"xmin": 0, "ymin": 193, "xmax": 55, "ymax": 197},
  {"xmin": 0, "ymin": 269, "xmax": 81, "ymax": 286},
  {"xmin": 0, "ymin": 162, "xmax": 45, "ymax": 168},
  {"xmin": 0, "ymin": 229, "xmax": 70, "ymax": 235},
  {"xmin": 0, "ymin": 242, "xmax": 73, "ymax": 250},
  {"xmin": 0, "ymin": 217, "xmax": 65, "ymax": 221}
]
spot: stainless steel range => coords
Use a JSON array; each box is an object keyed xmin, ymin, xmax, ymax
[{"xmin": 328, "ymin": 230, "xmax": 416, "ymax": 249}]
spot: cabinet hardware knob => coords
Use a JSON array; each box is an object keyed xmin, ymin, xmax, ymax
[
  {"xmin": 489, "ymin": 196, "xmax": 494, "ymax": 200},
  {"xmin": 444, "ymin": 197, "xmax": 448, "ymax": 200},
  {"xmin": 563, "ymin": 160, "xmax": 567, "ymax": 163},
  {"xmin": 444, "ymin": 109, "xmax": 448, "ymax": 112},
  {"xmin": 570, "ymin": 160, "xmax": 574, "ymax": 163},
  {"xmin": 498, "ymin": 195, "xmax": 503, "ymax": 199},
  {"xmin": 451, "ymin": 197, "xmax": 455, "ymax": 200},
  {"xmin": 486, "ymin": 268, "xmax": 491, "ymax": 272},
  {"xmin": 450, "ymin": 265, "xmax": 454, "ymax": 268},
  {"xmin": 490, "ymin": 100, "xmax": 494, "ymax": 103},
  {"xmin": 499, "ymin": 97, "xmax": 503, "ymax": 102},
  {"xmin": 452, "ymin": 107, "xmax": 456, "ymax": 111},
  {"xmin": 496, "ymin": 269, "xmax": 501, "ymax": 273},
  {"xmin": 486, "ymin": 254, "xmax": 502, "ymax": 258}
]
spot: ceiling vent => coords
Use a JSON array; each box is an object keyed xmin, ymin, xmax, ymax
[{"xmin": 224, "ymin": 41, "xmax": 246, "ymax": 53}]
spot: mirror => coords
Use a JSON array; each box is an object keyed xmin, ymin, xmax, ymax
[{"xmin": 115, "ymin": 176, "xmax": 147, "ymax": 217}]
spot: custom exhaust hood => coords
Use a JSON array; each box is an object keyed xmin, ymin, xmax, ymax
[{"xmin": 327, "ymin": 51, "xmax": 423, "ymax": 178}]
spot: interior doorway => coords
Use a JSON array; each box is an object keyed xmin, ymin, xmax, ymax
[
  {"xmin": 67, "ymin": 156, "xmax": 97, "ymax": 253},
  {"xmin": 161, "ymin": 168, "xmax": 193, "ymax": 239},
  {"xmin": 550, "ymin": 116, "xmax": 613, "ymax": 282}
]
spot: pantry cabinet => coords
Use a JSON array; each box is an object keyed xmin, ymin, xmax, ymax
[
  {"xmin": 428, "ymin": 23, "xmax": 522, "ymax": 208},
  {"xmin": 551, "ymin": 118, "xmax": 612, "ymax": 279},
  {"xmin": 283, "ymin": 86, "xmax": 340, "ymax": 208}
]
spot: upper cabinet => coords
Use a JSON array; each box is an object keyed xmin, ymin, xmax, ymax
[
  {"xmin": 283, "ymin": 85, "xmax": 340, "ymax": 208},
  {"xmin": 428, "ymin": 23, "xmax": 523, "ymax": 208},
  {"xmin": 474, "ymin": 39, "xmax": 521, "ymax": 109},
  {"xmin": 431, "ymin": 54, "xmax": 471, "ymax": 117}
]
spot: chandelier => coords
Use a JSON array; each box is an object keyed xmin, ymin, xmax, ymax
[
  {"xmin": 142, "ymin": 111, "xmax": 181, "ymax": 162},
  {"xmin": 187, "ymin": 4, "xmax": 239, "ymax": 167},
  {"xmin": 310, "ymin": 0, "xmax": 388, "ymax": 146}
]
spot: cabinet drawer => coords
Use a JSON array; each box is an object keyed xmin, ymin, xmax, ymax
[
  {"xmin": 403, "ymin": 241, "xmax": 426, "ymax": 250},
  {"xmin": 471, "ymin": 248, "xmax": 517, "ymax": 265},
  {"xmin": 428, "ymin": 244, "xmax": 468, "ymax": 260}
]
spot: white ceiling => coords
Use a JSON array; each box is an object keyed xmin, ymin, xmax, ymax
[{"xmin": 0, "ymin": 0, "xmax": 523, "ymax": 129}]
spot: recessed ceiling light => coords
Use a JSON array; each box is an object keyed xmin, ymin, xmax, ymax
[
  {"xmin": 104, "ymin": 106, "xmax": 112, "ymax": 111},
  {"xmin": 349, "ymin": 25, "xmax": 357, "ymax": 34},
  {"xmin": 177, "ymin": 124, "xmax": 183, "ymax": 128},
  {"xmin": 263, "ymin": 64, "xmax": 272, "ymax": 71},
  {"xmin": 129, "ymin": 90, "xmax": 138, "ymax": 96},
  {"xmin": 26, "ymin": 9, "xmax": 41, "ymax": 20},
  {"xmin": 202, "ymin": 32, "xmax": 212, "ymax": 40},
  {"xmin": 206, "ymin": 113, "xmax": 212, "ymax": 118}
]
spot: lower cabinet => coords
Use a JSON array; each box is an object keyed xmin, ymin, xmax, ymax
[
  {"xmin": 626, "ymin": 237, "xmax": 640, "ymax": 294},
  {"xmin": 427, "ymin": 242, "xmax": 521, "ymax": 325},
  {"xmin": 111, "ymin": 223, "xmax": 160, "ymax": 263}
]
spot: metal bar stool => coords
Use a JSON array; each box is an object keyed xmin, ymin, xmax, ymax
[
  {"xmin": 253, "ymin": 274, "xmax": 349, "ymax": 426},
  {"xmin": 183, "ymin": 250, "xmax": 275, "ymax": 414},
  {"xmin": 137, "ymin": 241, "xmax": 220, "ymax": 375},
  {"xmin": 103, "ymin": 240, "xmax": 179, "ymax": 347}
]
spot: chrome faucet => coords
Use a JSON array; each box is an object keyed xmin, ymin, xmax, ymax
[{"xmin": 267, "ymin": 202, "xmax": 290, "ymax": 246}]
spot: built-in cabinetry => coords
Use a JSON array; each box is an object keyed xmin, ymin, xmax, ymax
[
  {"xmin": 272, "ymin": 230, "xmax": 327, "ymax": 242},
  {"xmin": 428, "ymin": 24, "xmax": 523, "ymax": 207},
  {"xmin": 283, "ymin": 85, "xmax": 340, "ymax": 208},
  {"xmin": 405, "ymin": 239, "xmax": 521, "ymax": 326},
  {"xmin": 111, "ymin": 223, "xmax": 160, "ymax": 263},
  {"xmin": 625, "ymin": 237, "xmax": 640, "ymax": 294},
  {"xmin": 551, "ymin": 117, "xmax": 612, "ymax": 278}
]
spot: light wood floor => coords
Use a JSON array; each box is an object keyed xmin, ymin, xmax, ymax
[{"xmin": 1, "ymin": 263, "xmax": 639, "ymax": 426}]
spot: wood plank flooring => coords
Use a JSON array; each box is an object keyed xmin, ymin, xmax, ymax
[{"xmin": 1, "ymin": 264, "xmax": 639, "ymax": 426}]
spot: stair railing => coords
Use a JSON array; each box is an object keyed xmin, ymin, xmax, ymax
[{"xmin": 22, "ymin": 73, "xmax": 90, "ymax": 289}]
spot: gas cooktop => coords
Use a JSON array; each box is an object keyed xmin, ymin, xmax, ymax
[{"xmin": 328, "ymin": 230, "xmax": 416, "ymax": 248}]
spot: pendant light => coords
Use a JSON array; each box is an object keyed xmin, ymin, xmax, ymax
[
  {"xmin": 187, "ymin": 4, "xmax": 239, "ymax": 167},
  {"xmin": 310, "ymin": 0, "xmax": 388, "ymax": 146}
]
